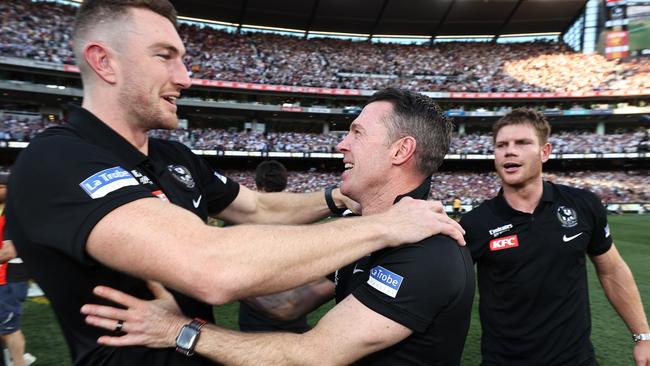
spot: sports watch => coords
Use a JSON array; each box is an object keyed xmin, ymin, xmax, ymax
[
  {"xmin": 633, "ymin": 333, "xmax": 650, "ymax": 342},
  {"xmin": 175, "ymin": 318, "xmax": 207, "ymax": 356}
]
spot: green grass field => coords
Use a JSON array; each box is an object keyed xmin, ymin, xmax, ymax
[{"xmin": 18, "ymin": 215, "xmax": 650, "ymax": 365}]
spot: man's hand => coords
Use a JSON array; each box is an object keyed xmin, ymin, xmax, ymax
[
  {"xmin": 634, "ymin": 340, "xmax": 650, "ymax": 366},
  {"xmin": 380, "ymin": 197, "xmax": 466, "ymax": 246},
  {"xmin": 81, "ymin": 281, "xmax": 188, "ymax": 348},
  {"xmin": 332, "ymin": 187, "xmax": 361, "ymax": 214}
]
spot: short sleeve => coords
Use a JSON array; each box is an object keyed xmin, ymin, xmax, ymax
[
  {"xmin": 584, "ymin": 191, "xmax": 613, "ymax": 256},
  {"xmin": 190, "ymin": 148, "xmax": 240, "ymax": 214},
  {"xmin": 6, "ymin": 135, "xmax": 155, "ymax": 264},
  {"xmin": 352, "ymin": 238, "xmax": 470, "ymax": 333}
]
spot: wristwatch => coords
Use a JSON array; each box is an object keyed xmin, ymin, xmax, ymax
[
  {"xmin": 325, "ymin": 186, "xmax": 346, "ymax": 216},
  {"xmin": 633, "ymin": 333, "xmax": 650, "ymax": 342},
  {"xmin": 175, "ymin": 318, "xmax": 206, "ymax": 356}
]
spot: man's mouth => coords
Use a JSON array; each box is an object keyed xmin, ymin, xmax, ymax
[
  {"xmin": 503, "ymin": 162, "xmax": 521, "ymax": 173},
  {"xmin": 344, "ymin": 163, "xmax": 354, "ymax": 170},
  {"xmin": 162, "ymin": 96, "xmax": 178, "ymax": 105}
]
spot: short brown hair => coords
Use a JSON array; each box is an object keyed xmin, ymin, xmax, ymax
[
  {"xmin": 72, "ymin": 0, "xmax": 177, "ymax": 67},
  {"xmin": 492, "ymin": 108, "xmax": 551, "ymax": 145},
  {"xmin": 367, "ymin": 88, "xmax": 453, "ymax": 176}
]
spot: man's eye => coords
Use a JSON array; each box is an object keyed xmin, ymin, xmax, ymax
[{"xmin": 156, "ymin": 54, "xmax": 171, "ymax": 60}]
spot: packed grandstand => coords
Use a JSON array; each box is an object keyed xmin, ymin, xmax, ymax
[{"xmin": 0, "ymin": 0, "xmax": 648, "ymax": 211}]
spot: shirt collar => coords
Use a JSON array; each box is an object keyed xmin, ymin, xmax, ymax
[
  {"xmin": 67, "ymin": 105, "xmax": 149, "ymax": 167},
  {"xmin": 393, "ymin": 176, "xmax": 432, "ymax": 204},
  {"xmin": 493, "ymin": 180, "xmax": 555, "ymax": 218}
]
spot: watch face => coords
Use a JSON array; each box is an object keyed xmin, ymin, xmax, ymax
[{"xmin": 177, "ymin": 326, "xmax": 199, "ymax": 349}]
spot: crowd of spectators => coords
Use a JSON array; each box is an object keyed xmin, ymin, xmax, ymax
[
  {"xmin": 1, "ymin": 0, "xmax": 649, "ymax": 93},
  {"xmin": 2, "ymin": 115, "xmax": 648, "ymax": 154},
  {"xmin": 224, "ymin": 169, "xmax": 650, "ymax": 204}
]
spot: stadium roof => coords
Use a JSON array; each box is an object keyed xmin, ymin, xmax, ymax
[{"xmin": 170, "ymin": 0, "xmax": 588, "ymax": 37}]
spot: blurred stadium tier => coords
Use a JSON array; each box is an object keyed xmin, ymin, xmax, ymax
[{"xmin": 0, "ymin": 0, "xmax": 648, "ymax": 212}]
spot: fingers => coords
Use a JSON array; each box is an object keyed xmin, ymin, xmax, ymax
[
  {"xmin": 81, "ymin": 303, "xmax": 129, "ymax": 322},
  {"xmin": 93, "ymin": 285, "xmax": 141, "ymax": 308},
  {"xmin": 146, "ymin": 281, "xmax": 172, "ymax": 299},
  {"xmin": 84, "ymin": 313, "xmax": 128, "ymax": 332}
]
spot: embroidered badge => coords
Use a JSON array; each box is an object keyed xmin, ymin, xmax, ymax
[
  {"xmin": 557, "ymin": 206, "xmax": 578, "ymax": 228},
  {"xmin": 167, "ymin": 165, "xmax": 195, "ymax": 188},
  {"xmin": 367, "ymin": 266, "xmax": 404, "ymax": 298},
  {"xmin": 80, "ymin": 167, "xmax": 139, "ymax": 199}
]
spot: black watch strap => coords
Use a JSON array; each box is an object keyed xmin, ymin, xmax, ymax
[
  {"xmin": 175, "ymin": 318, "xmax": 206, "ymax": 356},
  {"xmin": 325, "ymin": 186, "xmax": 346, "ymax": 216}
]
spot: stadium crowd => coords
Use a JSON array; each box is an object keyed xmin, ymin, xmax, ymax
[
  {"xmin": 2, "ymin": 115, "xmax": 648, "ymax": 154},
  {"xmin": 224, "ymin": 170, "xmax": 650, "ymax": 205},
  {"xmin": 1, "ymin": 0, "xmax": 649, "ymax": 93}
]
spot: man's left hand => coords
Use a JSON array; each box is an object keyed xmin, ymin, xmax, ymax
[{"xmin": 634, "ymin": 340, "xmax": 650, "ymax": 366}]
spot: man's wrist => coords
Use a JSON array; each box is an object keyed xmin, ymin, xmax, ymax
[
  {"xmin": 633, "ymin": 333, "xmax": 650, "ymax": 342},
  {"xmin": 324, "ymin": 186, "xmax": 346, "ymax": 216}
]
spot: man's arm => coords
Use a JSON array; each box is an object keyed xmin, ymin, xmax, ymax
[
  {"xmin": 0, "ymin": 240, "xmax": 16, "ymax": 263},
  {"xmin": 243, "ymin": 278, "xmax": 335, "ymax": 321},
  {"xmin": 87, "ymin": 196, "xmax": 465, "ymax": 305},
  {"xmin": 83, "ymin": 286, "xmax": 412, "ymax": 366},
  {"xmin": 591, "ymin": 244, "xmax": 650, "ymax": 365},
  {"xmin": 218, "ymin": 185, "xmax": 356, "ymax": 225}
]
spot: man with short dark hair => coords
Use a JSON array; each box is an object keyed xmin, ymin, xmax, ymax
[
  {"xmin": 461, "ymin": 108, "xmax": 650, "ymax": 365},
  {"xmin": 5, "ymin": 1, "xmax": 465, "ymax": 365},
  {"xmin": 81, "ymin": 88, "xmax": 475, "ymax": 365}
]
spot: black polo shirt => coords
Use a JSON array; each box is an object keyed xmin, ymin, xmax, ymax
[
  {"xmin": 461, "ymin": 181, "xmax": 613, "ymax": 366},
  {"xmin": 335, "ymin": 178, "xmax": 475, "ymax": 365},
  {"xmin": 5, "ymin": 106, "xmax": 239, "ymax": 366}
]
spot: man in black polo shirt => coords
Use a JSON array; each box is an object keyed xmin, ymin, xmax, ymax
[
  {"xmin": 81, "ymin": 88, "xmax": 475, "ymax": 365},
  {"xmin": 4, "ymin": 1, "xmax": 465, "ymax": 366},
  {"xmin": 461, "ymin": 108, "xmax": 650, "ymax": 365}
]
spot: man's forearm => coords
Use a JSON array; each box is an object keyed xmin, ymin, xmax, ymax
[
  {"xmin": 243, "ymin": 278, "xmax": 335, "ymax": 321},
  {"xmin": 193, "ymin": 325, "xmax": 313, "ymax": 366},
  {"xmin": 249, "ymin": 189, "xmax": 345, "ymax": 225},
  {"xmin": 598, "ymin": 263, "xmax": 650, "ymax": 334}
]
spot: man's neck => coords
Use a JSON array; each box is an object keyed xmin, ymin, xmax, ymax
[
  {"xmin": 361, "ymin": 174, "xmax": 425, "ymax": 216},
  {"xmin": 82, "ymin": 96, "xmax": 149, "ymax": 155},
  {"xmin": 502, "ymin": 178, "xmax": 544, "ymax": 214}
]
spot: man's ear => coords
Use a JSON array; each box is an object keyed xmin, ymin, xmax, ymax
[
  {"xmin": 392, "ymin": 136, "xmax": 417, "ymax": 166},
  {"xmin": 541, "ymin": 142, "xmax": 552, "ymax": 163},
  {"xmin": 83, "ymin": 43, "xmax": 117, "ymax": 84}
]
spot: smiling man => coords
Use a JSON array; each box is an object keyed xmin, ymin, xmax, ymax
[
  {"xmin": 3, "ymin": 2, "xmax": 466, "ymax": 366},
  {"xmin": 81, "ymin": 88, "xmax": 475, "ymax": 365},
  {"xmin": 461, "ymin": 109, "xmax": 650, "ymax": 366}
]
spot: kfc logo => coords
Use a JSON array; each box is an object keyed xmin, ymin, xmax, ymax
[{"xmin": 490, "ymin": 235, "xmax": 519, "ymax": 251}]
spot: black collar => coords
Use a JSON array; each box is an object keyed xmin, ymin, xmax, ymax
[
  {"xmin": 393, "ymin": 176, "xmax": 432, "ymax": 204},
  {"xmin": 493, "ymin": 180, "xmax": 555, "ymax": 219},
  {"xmin": 67, "ymin": 105, "xmax": 149, "ymax": 167}
]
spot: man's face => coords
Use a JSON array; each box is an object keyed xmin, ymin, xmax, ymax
[
  {"xmin": 494, "ymin": 123, "xmax": 551, "ymax": 188},
  {"xmin": 115, "ymin": 8, "xmax": 190, "ymax": 131},
  {"xmin": 336, "ymin": 101, "xmax": 396, "ymax": 203}
]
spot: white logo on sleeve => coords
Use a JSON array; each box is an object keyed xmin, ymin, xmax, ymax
[
  {"xmin": 367, "ymin": 266, "xmax": 404, "ymax": 298},
  {"xmin": 79, "ymin": 167, "xmax": 139, "ymax": 199},
  {"xmin": 604, "ymin": 224, "xmax": 611, "ymax": 238},
  {"xmin": 214, "ymin": 171, "xmax": 227, "ymax": 184}
]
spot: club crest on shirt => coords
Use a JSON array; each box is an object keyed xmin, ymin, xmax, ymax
[
  {"xmin": 167, "ymin": 165, "xmax": 195, "ymax": 189},
  {"xmin": 556, "ymin": 206, "xmax": 578, "ymax": 228}
]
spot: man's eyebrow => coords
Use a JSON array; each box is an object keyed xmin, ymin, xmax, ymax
[
  {"xmin": 349, "ymin": 121, "xmax": 364, "ymax": 131},
  {"xmin": 148, "ymin": 42, "xmax": 184, "ymax": 56}
]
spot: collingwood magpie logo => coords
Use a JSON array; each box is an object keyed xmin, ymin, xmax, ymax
[
  {"xmin": 557, "ymin": 206, "xmax": 578, "ymax": 228},
  {"xmin": 167, "ymin": 165, "xmax": 195, "ymax": 189}
]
